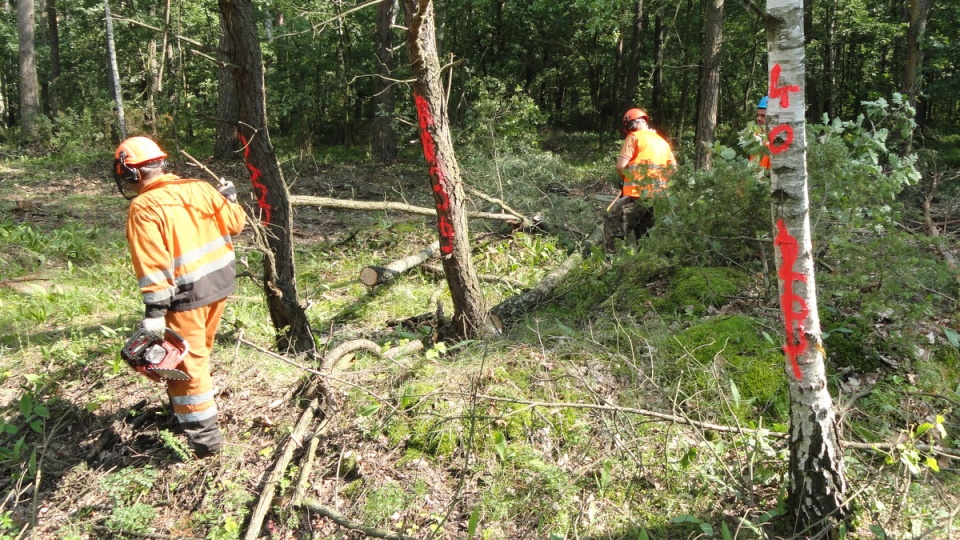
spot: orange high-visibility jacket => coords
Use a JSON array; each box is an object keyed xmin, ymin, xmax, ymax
[
  {"xmin": 749, "ymin": 126, "xmax": 772, "ymax": 169},
  {"xmin": 620, "ymin": 129, "xmax": 677, "ymax": 198},
  {"xmin": 126, "ymin": 174, "xmax": 247, "ymax": 318}
]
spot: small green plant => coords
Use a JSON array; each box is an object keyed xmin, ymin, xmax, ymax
[
  {"xmin": 159, "ymin": 430, "xmax": 193, "ymax": 461},
  {"xmin": 98, "ymin": 467, "xmax": 159, "ymax": 534},
  {"xmin": 888, "ymin": 415, "xmax": 948, "ymax": 474},
  {"xmin": 103, "ymin": 503, "xmax": 156, "ymax": 534}
]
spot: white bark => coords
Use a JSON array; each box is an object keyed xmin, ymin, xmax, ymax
[
  {"xmin": 104, "ymin": 0, "xmax": 126, "ymax": 139},
  {"xmin": 766, "ymin": 0, "xmax": 847, "ymax": 535}
]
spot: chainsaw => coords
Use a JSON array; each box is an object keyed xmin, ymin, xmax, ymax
[{"xmin": 120, "ymin": 327, "xmax": 192, "ymax": 382}]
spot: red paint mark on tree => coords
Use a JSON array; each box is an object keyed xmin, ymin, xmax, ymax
[
  {"xmin": 775, "ymin": 219, "xmax": 806, "ymax": 380},
  {"xmin": 768, "ymin": 124, "xmax": 795, "ymax": 154},
  {"xmin": 414, "ymin": 93, "xmax": 455, "ymax": 255},
  {"xmin": 238, "ymin": 133, "xmax": 272, "ymax": 225},
  {"xmin": 769, "ymin": 64, "xmax": 800, "ymax": 109}
]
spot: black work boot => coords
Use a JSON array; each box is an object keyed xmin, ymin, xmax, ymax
[{"xmin": 180, "ymin": 415, "xmax": 225, "ymax": 458}]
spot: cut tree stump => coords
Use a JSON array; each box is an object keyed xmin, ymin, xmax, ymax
[{"xmin": 359, "ymin": 241, "xmax": 441, "ymax": 286}]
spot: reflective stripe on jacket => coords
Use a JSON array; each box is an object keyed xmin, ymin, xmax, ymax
[
  {"xmin": 620, "ymin": 130, "xmax": 676, "ymax": 198},
  {"xmin": 127, "ymin": 174, "xmax": 247, "ymax": 318}
]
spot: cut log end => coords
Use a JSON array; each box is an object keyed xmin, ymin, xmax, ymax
[{"xmin": 359, "ymin": 266, "xmax": 397, "ymax": 286}]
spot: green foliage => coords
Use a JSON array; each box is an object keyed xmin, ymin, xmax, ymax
[
  {"xmin": 361, "ymin": 481, "xmax": 424, "ymax": 529},
  {"xmin": 159, "ymin": 429, "xmax": 193, "ymax": 461},
  {"xmin": 657, "ymin": 267, "xmax": 753, "ymax": 317},
  {"xmin": 98, "ymin": 467, "xmax": 160, "ymax": 534},
  {"xmin": 103, "ymin": 503, "xmax": 156, "ymax": 535},
  {"xmin": 99, "ymin": 466, "xmax": 159, "ymax": 505},
  {"xmin": 458, "ymin": 77, "xmax": 546, "ymax": 152},
  {"xmin": 665, "ymin": 315, "xmax": 788, "ymax": 422}
]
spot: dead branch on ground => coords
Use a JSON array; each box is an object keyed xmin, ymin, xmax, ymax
[
  {"xmin": 298, "ymin": 502, "xmax": 418, "ymax": 540},
  {"xmin": 289, "ymin": 195, "xmax": 525, "ymax": 224}
]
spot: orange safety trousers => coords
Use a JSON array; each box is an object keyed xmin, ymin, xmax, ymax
[{"xmin": 163, "ymin": 298, "xmax": 226, "ymax": 426}]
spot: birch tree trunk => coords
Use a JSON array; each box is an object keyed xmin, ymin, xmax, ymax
[
  {"xmin": 219, "ymin": 0, "xmax": 316, "ymax": 356},
  {"xmin": 17, "ymin": 0, "xmax": 41, "ymax": 140},
  {"xmin": 694, "ymin": 0, "xmax": 723, "ymax": 169},
  {"xmin": 401, "ymin": 0, "xmax": 497, "ymax": 340},
  {"xmin": 765, "ymin": 1, "xmax": 847, "ymax": 536},
  {"xmin": 103, "ymin": 0, "xmax": 126, "ymax": 139}
]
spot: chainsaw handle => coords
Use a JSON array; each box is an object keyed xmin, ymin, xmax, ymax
[{"xmin": 163, "ymin": 328, "xmax": 190, "ymax": 359}]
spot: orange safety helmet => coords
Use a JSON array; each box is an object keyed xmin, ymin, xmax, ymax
[
  {"xmin": 622, "ymin": 108, "xmax": 649, "ymax": 132},
  {"xmin": 113, "ymin": 136, "xmax": 168, "ymax": 197}
]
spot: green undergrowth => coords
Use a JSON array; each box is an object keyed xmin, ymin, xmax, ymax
[{"xmin": 2, "ymin": 124, "xmax": 960, "ymax": 539}]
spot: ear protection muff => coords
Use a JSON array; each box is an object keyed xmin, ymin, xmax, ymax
[
  {"xmin": 113, "ymin": 151, "xmax": 142, "ymax": 199},
  {"xmin": 115, "ymin": 150, "xmax": 142, "ymax": 184}
]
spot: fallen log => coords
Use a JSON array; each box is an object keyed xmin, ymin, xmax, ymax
[
  {"xmin": 289, "ymin": 195, "xmax": 524, "ymax": 224},
  {"xmin": 490, "ymin": 223, "xmax": 603, "ymax": 325},
  {"xmin": 244, "ymin": 397, "xmax": 325, "ymax": 540},
  {"xmin": 359, "ymin": 241, "xmax": 441, "ymax": 287}
]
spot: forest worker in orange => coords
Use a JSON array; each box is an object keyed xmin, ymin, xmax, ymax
[
  {"xmin": 603, "ymin": 108, "xmax": 677, "ymax": 252},
  {"xmin": 749, "ymin": 95, "xmax": 772, "ymax": 169},
  {"xmin": 113, "ymin": 136, "xmax": 246, "ymax": 457}
]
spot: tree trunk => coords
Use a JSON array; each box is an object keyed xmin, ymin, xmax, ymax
[
  {"xmin": 401, "ymin": 0, "xmax": 496, "ymax": 340},
  {"xmin": 214, "ymin": 7, "xmax": 240, "ymax": 160},
  {"xmin": 219, "ymin": 0, "xmax": 315, "ymax": 355},
  {"xmin": 650, "ymin": 11, "xmax": 665, "ymax": 131},
  {"xmin": 765, "ymin": 1, "xmax": 848, "ymax": 536},
  {"xmin": 103, "ymin": 0, "xmax": 126, "ymax": 140},
  {"xmin": 17, "ymin": 0, "xmax": 41, "ymax": 140},
  {"xmin": 900, "ymin": 0, "xmax": 933, "ymax": 148},
  {"xmin": 624, "ymin": 0, "xmax": 644, "ymax": 110},
  {"xmin": 372, "ymin": 0, "xmax": 398, "ymax": 162},
  {"xmin": 694, "ymin": 0, "xmax": 723, "ymax": 170},
  {"xmin": 46, "ymin": 0, "xmax": 60, "ymax": 118}
]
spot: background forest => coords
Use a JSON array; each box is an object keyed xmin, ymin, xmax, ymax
[{"xmin": 1, "ymin": 0, "xmax": 960, "ymax": 539}]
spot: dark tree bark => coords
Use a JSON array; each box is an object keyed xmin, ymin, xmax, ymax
[
  {"xmin": 694, "ymin": 0, "xmax": 723, "ymax": 169},
  {"xmin": 901, "ymin": 0, "xmax": 933, "ymax": 145},
  {"xmin": 372, "ymin": 0, "xmax": 398, "ymax": 162},
  {"xmin": 624, "ymin": 0, "xmax": 644, "ymax": 111},
  {"xmin": 214, "ymin": 7, "xmax": 240, "ymax": 159},
  {"xmin": 219, "ymin": 0, "xmax": 315, "ymax": 355},
  {"xmin": 401, "ymin": 0, "xmax": 497, "ymax": 340},
  {"xmin": 17, "ymin": 0, "xmax": 41, "ymax": 139},
  {"xmin": 650, "ymin": 10, "xmax": 665, "ymax": 132},
  {"xmin": 46, "ymin": 0, "xmax": 60, "ymax": 118},
  {"xmin": 765, "ymin": 1, "xmax": 848, "ymax": 536}
]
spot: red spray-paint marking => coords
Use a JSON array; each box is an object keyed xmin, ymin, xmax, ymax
[
  {"xmin": 768, "ymin": 124, "xmax": 794, "ymax": 154},
  {"xmin": 238, "ymin": 133, "xmax": 272, "ymax": 225},
  {"xmin": 414, "ymin": 93, "xmax": 455, "ymax": 255},
  {"xmin": 768, "ymin": 64, "xmax": 800, "ymax": 109},
  {"xmin": 775, "ymin": 219, "xmax": 806, "ymax": 380},
  {"xmin": 767, "ymin": 64, "xmax": 801, "ymax": 155}
]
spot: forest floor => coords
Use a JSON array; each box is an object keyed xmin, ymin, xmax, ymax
[{"xmin": 1, "ymin": 150, "xmax": 959, "ymax": 540}]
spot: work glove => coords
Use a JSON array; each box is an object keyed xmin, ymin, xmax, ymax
[
  {"xmin": 218, "ymin": 180, "xmax": 238, "ymax": 203},
  {"xmin": 140, "ymin": 317, "xmax": 166, "ymax": 334}
]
